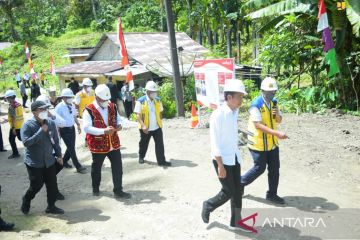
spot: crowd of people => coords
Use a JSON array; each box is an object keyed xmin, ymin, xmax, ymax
[
  {"xmin": 0, "ymin": 76, "xmax": 171, "ymax": 231},
  {"xmin": 0, "ymin": 75, "xmax": 288, "ymax": 233}
]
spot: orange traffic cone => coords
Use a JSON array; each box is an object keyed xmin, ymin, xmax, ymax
[{"xmin": 190, "ymin": 103, "xmax": 199, "ymax": 128}]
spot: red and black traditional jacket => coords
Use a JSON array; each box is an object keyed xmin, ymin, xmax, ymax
[{"xmin": 85, "ymin": 103, "xmax": 120, "ymax": 153}]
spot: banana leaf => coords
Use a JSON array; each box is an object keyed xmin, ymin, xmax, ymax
[{"xmin": 346, "ymin": 0, "xmax": 360, "ymax": 37}]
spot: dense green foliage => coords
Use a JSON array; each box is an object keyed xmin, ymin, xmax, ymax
[{"xmin": 0, "ymin": 0, "xmax": 359, "ymax": 117}]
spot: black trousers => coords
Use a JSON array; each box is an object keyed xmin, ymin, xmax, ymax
[
  {"xmin": 124, "ymin": 100, "xmax": 133, "ymax": 119},
  {"xmin": 0, "ymin": 125, "xmax": 4, "ymax": 150},
  {"xmin": 205, "ymin": 159, "xmax": 243, "ymax": 226},
  {"xmin": 24, "ymin": 164, "xmax": 58, "ymax": 207},
  {"xmin": 139, "ymin": 128, "xmax": 166, "ymax": 164},
  {"xmin": 91, "ymin": 149, "xmax": 123, "ymax": 194},
  {"xmin": 22, "ymin": 94, "xmax": 28, "ymax": 107},
  {"xmin": 9, "ymin": 129, "xmax": 21, "ymax": 155},
  {"xmin": 59, "ymin": 127, "xmax": 81, "ymax": 169}
]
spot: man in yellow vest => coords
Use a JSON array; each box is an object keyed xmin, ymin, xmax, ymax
[
  {"xmin": 74, "ymin": 78, "xmax": 95, "ymax": 118},
  {"xmin": 134, "ymin": 81, "xmax": 171, "ymax": 166},
  {"xmin": 5, "ymin": 90, "xmax": 24, "ymax": 159},
  {"xmin": 241, "ymin": 77, "xmax": 288, "ymax": 204}
]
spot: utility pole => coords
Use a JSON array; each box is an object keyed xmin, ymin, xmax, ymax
[{"xmin": 164, "ymin": 0, "xmax": 185, "ymax": 117}]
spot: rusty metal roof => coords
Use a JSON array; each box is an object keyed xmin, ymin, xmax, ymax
[{"xmin": 56, "ymin": 61, "xmax": 121, "ymax": 74}]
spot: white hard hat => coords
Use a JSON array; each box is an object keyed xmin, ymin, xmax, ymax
[
  {"xmin": 61, "ymin": 88, "xmax": 74, "ymax": 97},
  {"xmin": 224, "ymin": 80, "xmax": 247, "ymax": 95},
  {"xmin": 95, "ymin": 84, "xmax": 111, "ymax": 100},
  {"xmin": 49, "ymin": 86, "xmax": 56, "ymax": 92},
  {"xmin": 36, "ymin": 95, "xmax": 52, "ymax": 107},
  {"xmin": 4, "ymin": 89, "xmax": 16, "ymax": 98},
  {"xmin": 82, "ymin": 78, "xmax": 93, "ymax": 86},
  {"xmin": 145, "ymin": 81, "xmax": 158, "ymax": 91},
  {"xmin": 261, "ymin": 77, "xmax": 278, "ymax": 91}
]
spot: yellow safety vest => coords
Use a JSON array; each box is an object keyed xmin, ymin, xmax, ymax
[
  {"xmin": 77, "ymin": 90, "xmax": 95, "ymax": 118},
  {"xmin": 248, "ymin": 96, "xmax": 279, "ymax": 151},
  {"xmin": 137, "ymin": 96, "xmax": 163, "ymax": 129},
  {"xmin": 8, "ymin": 103, "xmax": 24, "ymax": 129}
]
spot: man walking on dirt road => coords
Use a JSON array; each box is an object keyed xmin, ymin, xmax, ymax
[
  {"xmin": 241, "ymin": 77, "xmax": 288, "ymax": 204},
  {"xmin": 134, "ymin": 81, "xmax": 171, "ymax": 166},
  {"xmin": 201, "ymin": 80, "xmax": 250, "ymax": 232}
]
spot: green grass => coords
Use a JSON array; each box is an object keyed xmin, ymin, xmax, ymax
[{"xmin": 0, "ymin": 28, "xmax": 102, "ymax": 95}]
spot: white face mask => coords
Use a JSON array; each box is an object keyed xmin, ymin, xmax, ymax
[
  {"xmin": 100, "ymin": 101, "xmax": 108, "ymax": 108},
  {"xmin": 149, "ymin": 92, "xmax": 157, "ymax": 99},
  {"xmin": 65, "ymin": 98, "xmax": 73, "ymax": 104},
  {"xmin": 38, "ymin": 110, "xmax": 48, "ymax": 120},
  {"xmin": 85, "ymin": 87, "xmax": 91, "ymax": 93}
]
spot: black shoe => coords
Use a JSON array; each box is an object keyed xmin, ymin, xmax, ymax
[
  {"xmin": 139, "ymin": 157, "xmax": 144, "ymax": 164},
  {"xmin": 21, "ymin": 197, "xmax": 30, "ymax": 215},
  {"xmin": 76, "ymin": 166, "xmax": 87, "ymax": 174},
  {"xmin": 114, "ymin": 191, "xmax": 131, "ymax": 199},
  {"xmin": 45, "ymin": 205, "xmax": 65, "ymax": 214},
  {"xmin": 8, "ymin": 154, "xmax": 20, "ymax": 159},
  {"xmin": 266, "ymin": 194, "xmax": 285, "ymax": 205},
  {"xmin": 63, "ymin": 162, "xmax": 72, "ymax": 168},
  {"xmin": 158, "ymin": 161, "xmax": 171, "ymax": 167},
  {"xmin": 201, "ymin": 201, "xmax": 210, "ymax": 223},
  {"xmin": 56, "ymin": 191, "xmax": 65, "ymax": 200},
  {"xmin": 0, "ymin": 220, "xmax": 15, "ymax": 231},
  {"xmin": 0, "ymin": 149, "xmax": 7, "ymax": 152},
  {"xmin": 93, "ymin": 188, "xmax": 100, "ymax": 196}
]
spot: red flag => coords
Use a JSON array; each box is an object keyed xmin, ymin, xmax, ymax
[
  {"xmin": 25, "ymin": 42, "xmax": 30, "ymax": 59},
  {"xmin": 50, "ymin": 54, "xmax": 56, "ymax": 75},
  {"xmin": 118, "ymin": 17, "xmax": 134, "ymax": 90}
]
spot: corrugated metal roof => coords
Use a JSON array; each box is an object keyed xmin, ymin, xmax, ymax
[
  {"xmin": 88, "ymin": 32, "xmax": 209, "ymax": 66},
  {"xmin": 0, "ymin": 42, "xmax": 12, "ymax": 51},
  {"xmin": 56, "ymin": 61, "xmax": 121, "ymax": 74},
  {"xmin": 106, "ymin": 64, "xmax": 149, "ymax": 76}
]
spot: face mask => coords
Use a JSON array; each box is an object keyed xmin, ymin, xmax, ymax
[
  {"xmin": 263, "ymin": 92, "xmax": 276, "ymax": 102},
  {"xmin": 149, "ymin": 92, "xmax": 157, "ymax": 99},
  {"xmin": 38, "ymin": 111, "xmax": 48, "ymax": 120},
  {"xmin": 101, "ymin": 101, "xmax": 108, "ymax": 108},
  {"xmin": 65, "ymin": 98, "xmax": 73, "ymax": 104},
  {"xmin": 85, "ymin": 87, "xmax": 91, "ymax": 93}
]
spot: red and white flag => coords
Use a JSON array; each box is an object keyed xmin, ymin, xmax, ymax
[
  {"xmin": 317, "ymin": 0, "xmax": 329, "ymax": 32},
  {"xmin": 25, "ymin": 42, "xmax": 30, "ymax": 59},
  {"xmin": 118, "ymin": 17, "xmax": 134, "ymax": 90},
  {"xmin": 50, "ymin": 54, "xmax": 56, "ymax": 75}
]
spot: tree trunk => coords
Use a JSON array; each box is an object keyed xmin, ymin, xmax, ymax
[
  {"xmin": 226, "ymin": 27, "xmax": 232, "ymax": 58},
  {"xmin": 4, "ymin": 6, "xmax": 19, "ymax": 40},
  {"xmin": 90, "ymin": 0, "xmax": 97, "ymax": 21},
  {"xmin": 236, "ymin": 21, "xmax": 241, "ymax": 64},
  {"xmin": 214, "ymin": 30, "xmax": 219, "ymax": 45},
  {"xmin": 186, "ymin": 0, "xmax": 193, "ymax": 38},
  {"xmin": 208, "ymin": 29, "xmax": 214, "ymax": 48},
  {"xmin": 197, "ymin": 27, "xmax": 203, "ymax": 45},
  {"xmin": 245, "ymin": 21, "xmax": 250, "ymax": 44}
]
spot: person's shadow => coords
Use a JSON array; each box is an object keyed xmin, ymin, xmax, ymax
[
  {"xmin": 45, "ymin": 208, "xmax": 111, "ymax": 224},
  {"xmin": 244, "ymin": 194, "xmax": 339, "ymax": 212},
  {"xmin": 120, "ymin": 190, "xmax": 166, "ymax": 205},
  {"xmin": 207, "ymin": 221, "xmax": 322, "ymax": 240}
]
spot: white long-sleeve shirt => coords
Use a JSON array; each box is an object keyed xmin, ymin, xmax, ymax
[
  {"xmin": 83, "ymin": 100, "xmax": 122, "ymax": 136},
  {"xmin": 210, "ymin": 103, "xmax": 241, "ymax": 166}
]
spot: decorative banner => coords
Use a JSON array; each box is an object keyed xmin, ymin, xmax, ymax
[
  {"xmin": 317, "ymin": 0, "xmax": 340, "ymax": 77},
  {"xmin": 193, "ymin": 58, "xmax": 235, "ymax": 109},
  {"xmin": 25, "ymin": 42, "xmax": 30, "ymax": 59},
  {"xmin": 50, "ymin": 54, "xmax": 56, "ymax": 75},
  {"xmin": 118, "ymin": 17, "xmax": 134, "ymax": 90}
]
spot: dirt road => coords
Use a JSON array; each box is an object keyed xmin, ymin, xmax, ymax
[{"xmin": 0, "ymin": 109, "xmax": 359, "ymax": 239}]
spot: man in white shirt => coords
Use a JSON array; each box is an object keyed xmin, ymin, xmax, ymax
[
  {"xmin": 133, "ymin": 81, "xmax": 171, "ymax": 166},
  {"xmin": 83, "ymin": 84, "xmax": 131, "ymax": 199},
  {"xmin": 201, "ymin": 80, "xmax": 250, "ymax": 232},
  {"xmin": 55, "ymin": 88, "xmax": 86, "ymax": 173}
]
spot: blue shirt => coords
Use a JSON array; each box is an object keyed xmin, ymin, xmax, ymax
[
  {"xmin": 21, "ymin": 117, "xmax": 62, "ymax": 168},
  {"xmin": 55, "ymin": 101, "xmax": 77, "ymax": 128}
]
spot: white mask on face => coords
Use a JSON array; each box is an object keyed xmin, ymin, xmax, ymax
[
  {"xmin": 149, "ymin": 92, "xmax": 157, "ymax": 99},
  {"xmin": 65, "ymin": 98, "xmax": 73, "ymax": 104},
  {"xmin": 100, "ymin": 101, "xmax": 108, "ymax": 108},
  {"xmin": 85, "ymin": 87, "xmax": 91, "ymax": 93},
  {"xmin": 38, "ymin": 110, "xmax": 48, "ymax": 120}
]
